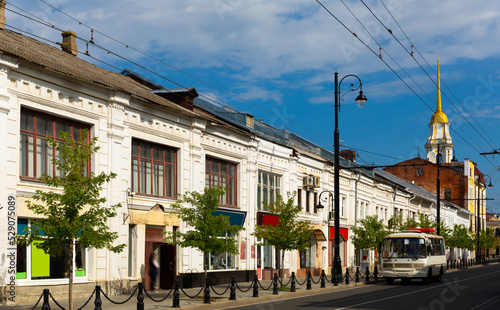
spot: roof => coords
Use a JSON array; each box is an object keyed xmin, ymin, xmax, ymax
[{"xmin": 0, "ymin": 29, "xmax": 194, "ymax": 115}]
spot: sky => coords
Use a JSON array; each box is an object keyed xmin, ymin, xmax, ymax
[{"xmin": 5, "ymin": 0, "xmax": 500, "ymax": 212}]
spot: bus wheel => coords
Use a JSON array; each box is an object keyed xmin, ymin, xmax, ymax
[
  {"xmin": 432, "ymin": 268, "xmax": 443, "ymax": 282},
  {"xmin": 386, "ymin": 278, "xmax": 394, "ymax": 285},
  {"xmin": 422, "ymin": 270, "xmax": 432, "ymax": 284},
  {"xmin": 402, "ymin": 278, "xmax": 411, "ymax": 284}
]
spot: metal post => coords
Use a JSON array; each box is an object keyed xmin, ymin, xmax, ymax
[
  {"xmin": 333, "ymin": 266, "xmax": 338, "ymax": 286},
  {"xmin": 333, "ymin": 72, "xmax": 342, "ymax": 283},
  {"xmin": 355, "ymin": 267, "xmax": 360, "ymax": 283},
  {"xmin": 273, "ymin": 273, "xmax": 279, "ymax": 295},
  {"xmin": 42, "ymin": 289, "xmax": 50, "ymax": 310},
  {"xmin": 345, "ymin": 268, "xmax": 350, "ymax": 285},
  {"xmin": 437, "ymin": 144, "xmax": 441, "ymax": 235},
  {"xmin": 94, "ymin": 286, "xmax": 102, "ymax": 310},
  {"xmin": 137, "ymin": 282, "xmax": 144, "ymax": 310},
  {"xmin": 365, "ymin": 266, "xmax": 370, "ymax": 282},
  {"xmin": 321, "ymin": 270, "xmax": 326, "ymax": 288},
  {"xmin": 204, "ymin": 276, "xmax": 211, "ymax": 304},
  {"xmin": 172, "ymin": 280, "xmax": 180, "ymax": 308},
  {"xmin": 306, "ymin": 271, "xmax": 312, "ymax": 290},
  {"xmin": 291, "ymin": 272, "xmax": 296, "ymax": 292},
  {"xmin": 374, "ymin": 266, "xmax": 378, "ymax": 281},
  {"xmin": 253, "ymin": 275, "xmax": 259, "ymax": 297},
  {"xmin": 229, "ymin": 277, "xmax": 236, "ymax": 300}
]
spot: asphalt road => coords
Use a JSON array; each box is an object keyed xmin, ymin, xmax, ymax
[{"xmin": 227, "ymin": 264, "xmax": 500, "ymax": 310}]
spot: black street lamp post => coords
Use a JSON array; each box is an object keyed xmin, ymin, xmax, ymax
[
  {"xmin": 476, "ymin": 174, "xmax": 493, "ymax": 261},
  {"xmin": 317, "ymin": 72, "xmax": 367, "ymax": 283}
]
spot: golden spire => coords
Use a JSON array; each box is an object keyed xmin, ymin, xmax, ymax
[{"xmin": 430, "ymin": 58, "xmax": 448, "ymax": 123}]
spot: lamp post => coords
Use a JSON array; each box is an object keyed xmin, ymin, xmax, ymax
[
  {"xmin": 333, "ymin": 73, "xmax": 367, "ymax": 282},
  {"xmin": 316, "ymin": 190, "xmax": 334, "ymax": 282}
]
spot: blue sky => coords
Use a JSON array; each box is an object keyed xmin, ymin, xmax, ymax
[{"xmin": 6, "ymin": 0, "xmax": 500, "ymax": 212}]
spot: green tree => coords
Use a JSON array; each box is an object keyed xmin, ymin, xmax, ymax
[
  {"xmin": 164, "ymin": 186, "xmax": 244, "ymax": 275},
  {"xmin": 476, "ymin": 227, "xmax": 498, "ymax": 257},
  {"xmin": 252, "ymin": 192, "xmax": 313, "ymax": 286},
  {"xmin": 351, "ymin": 215, "xmax": 388, "ymax": 266},
  {"xmin": 446, "ymin": 224, "xmax": 474, "ymax": 260},
  {"xmin": 16, "ymin": 130, "xmax": 125, "ymax": 310}
]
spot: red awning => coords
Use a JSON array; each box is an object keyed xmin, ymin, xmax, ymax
[
  {"xmin": 329, "ymin": 227, "xmax": 349, "ymax": 241},
  {"xmin": 257, "ymin": 212, "xmax": 279, "ymax": 226}
]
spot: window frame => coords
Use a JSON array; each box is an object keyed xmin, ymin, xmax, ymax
[
  {"xmin": 131, "ymin": 139, "xmax": 178, "ymax": 199},
  {"xmin": 205, "ymin": 157, "xmax": 238, "ymax": 207},
  {"xmin": 257, "ymin": 171, "xmax": 282, "ymax": 211},
  {"xmin": 19, "ymin": 108, "xmax": 91, "ymax": 181}
]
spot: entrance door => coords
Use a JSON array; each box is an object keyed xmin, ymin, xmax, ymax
[
  {"xmin": 145, "ymin": 226, "xmax": 176, "ymax": 291},
  {"xmin": 160, "ymin": 244, "xmax": 175, "ymax": 289}
]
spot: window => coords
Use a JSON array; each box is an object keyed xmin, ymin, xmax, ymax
[
  {"xmin": 257, "ymin": 172, "xmax": 281, "ymax": 211},
  {"xmin": 417, "ymin": 168, "xmax": 424, "ymax": 176},
  {"xmin": 297, "ymin": 188, "xmax": 302, "ymax": 208},
  {"xmin": 445, "ymin": 188, "xmax": 451, "ymax": 200},
  {"xmin": 314, "ymin": 192, "xmax": 318, "ymax": 213},
  {"xmin": 300, "ymin": 240, "xmax": 312, "ymax": 268},
  {"xmin": 16, "ymin": 218, "xmax": 87, "ymax": 280},
  {"xmin": 20, "ymin": 108, "xmax": 90, "ymax": 180},
  {"xmin": 205, "ymin": 157, "xmax": 237, "ymax": 206},
  {"xmin": 204, "ymin": 232, "xmax": 236, "ymax": 270},
  {"xmin": 341, "ymin": 196, "xmax": 347, "ymax": 218},
  {"xmin": 305, "ymin": 190, "xmax": 310, "ymax": 213},
  {"xmin": 257, "ymin": 238, "xmax": 273, "ymax": 269},
  {"xmin": 131, "ymin": 139, "xmax": 177, "ymax": 198}
]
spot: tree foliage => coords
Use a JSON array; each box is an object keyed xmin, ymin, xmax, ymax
[
  {"xmin": 447, "ymin": 224, "xmax": 474, "ymax": 250},
  {"xmin": 164, "ymin": 186, "xmax": 244, "ymax": 270},
  {"xmin": 252, "ymin": 192, "xmax": 313, "ymax": 285},
  {"xmin": 352, "ymin": 215, "xmax": 388, "ymax": 251},
  {"xmin": 476, "ymin": 227, "xmax": 498, "ymax": 253},
  {"xmin": 16, "ymin": 130, "xmax": 124, "ymax": 310}
]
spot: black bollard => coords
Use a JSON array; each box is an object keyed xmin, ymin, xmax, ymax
[
  {"xmin": 137, "ymin": 282, "xmax": 144, "ymax": 310},
  {"xmin": 333, "ymin": 267, "xmax": 338, "ymax": 286},
  {"xmin": 374, "ymin": 266, "xmax": 378, "ymax": 281},
  {"xmin": 94, "ymin": 285, "xmax": 102, "ymax": 310},
  {"xmin": 331, "ymin": 266, "xmax": 335, "ymax": 284},
  {"xmin": 253, "ymin": 275, "xmax": 259, "ymax": 297},
  {"xmin": 229, "ymin": 277, "xmax": 236, "ymax": 301},
  {"xmin": 204, "ymin": 276, "xmax": 211, "ymax": 304},
  {"xmin": 355, "ymin": 267, "xmax": 360, "ymax": 283},
  {"xmin": 291, "ymin": 272, "xmax": 296, "ymax": 292},
  {"xmin": 365, "ymin": 266, "xmax": 370, "ymax": 282},
  {"xmin": 172, "ymin": 280, "xmax": 180, "ymax": 308},
  {"xmin": 306, "ymin": 271, "xmax": 312, "ymax": 290},
  {"xmin": 273, "ymin": 273, "xmax": 279, "ymax": 295},
  {"xmin": 345, "ymin": 268, "xmax": 350, "ymax": 285},
  {"xmin": 42, "ymin": 289, "xmax": 50, "ymax": 310},
  {"xmin": 321, "ymin": 270, "xmax": 326, "ymax": 288}
]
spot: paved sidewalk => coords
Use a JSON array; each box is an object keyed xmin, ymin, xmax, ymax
[{"xmin": 5, "ymin": 275, "xmax": 382, "ymax": 310}]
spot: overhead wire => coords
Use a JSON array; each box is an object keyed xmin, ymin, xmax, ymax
[
  {"xmin": 4, "ymin": 3, "xmax": 338, "ymax": 148},
  {"xmin": 379, "ymin": 0, "xmax": 500, "ymax": 152},
  {"xmin": 358, "ymin": 0, "xmax": 498, "ymax": 158}
]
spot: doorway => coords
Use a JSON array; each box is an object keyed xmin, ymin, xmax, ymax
[{"xmin": 145, "ymin": 227, "xmax": 176, "ymax": 290}]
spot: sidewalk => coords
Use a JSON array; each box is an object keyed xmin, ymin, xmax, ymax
[{"xmin": 5, "ymin": 276, "xmax": 382, "ymax": 310}]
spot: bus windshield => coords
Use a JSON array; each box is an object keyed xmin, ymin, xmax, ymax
[{"xmin": 382, "ymin": 237, "xmax": 426, "ymax": 259}]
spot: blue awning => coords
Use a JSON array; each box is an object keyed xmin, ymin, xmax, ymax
[{"xmin": 212, "ymin": 210, "xmax": 247, "ymax": 226}]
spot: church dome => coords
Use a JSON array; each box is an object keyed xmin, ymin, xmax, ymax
[{"xmin": 430, "ymin": 110, "xmax": 448, "ymax": 123}]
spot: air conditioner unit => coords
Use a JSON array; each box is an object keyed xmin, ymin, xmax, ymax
[{"xmin": 314, "ymin": 176, "xmax": 321, "ymax": 188}]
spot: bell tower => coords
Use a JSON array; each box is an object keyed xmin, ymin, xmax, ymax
[{"xmin": 425, "ymin": 59, "xmax": 454, "ymax": 163}]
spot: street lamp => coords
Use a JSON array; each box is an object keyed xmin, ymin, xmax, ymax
[
  {"xmin": 334, "ymin": 73, "xmax": 367, "ymax": 282},
  {"xmin": 315, "ymin": 190, "xmax": 334, "ymax": 282}
]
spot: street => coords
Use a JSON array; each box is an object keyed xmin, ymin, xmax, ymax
[{"xmin": 226, "ymin": 264, "xmax": 500, "ymax": 310}]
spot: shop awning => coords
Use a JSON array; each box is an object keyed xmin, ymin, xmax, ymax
[
  {"xmin": 212, "ymin": 210, "xmax": 247, "ymax": 226},
  {"xmin": 329, "ymin": 227, "xmax": 349, "ymax": 241},
  {"xmin": 257, "ymin": 212, "xmax": 279, "ymax": 226},
  {"xmin": 313, "ymin": 229, "xmax": 327, "ymax": 241}
]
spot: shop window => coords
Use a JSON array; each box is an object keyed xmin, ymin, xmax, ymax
[
  {"xmin": 131, "ymin": 139, "xmax": 177, "ymax": 198},
  {"xmin": 20, "ymin": 108, "xmax": 90, "ymax": 180},
  {"xmin": 16, "ymin": 218, "xmax": 87, "ymax": 280},
  {"xmin": 205, "ymin": 157, "xmax": 237, "ymax": 207},
  {"xmin": 300, "ymin": 239, "xmax": 313, "ymax": 268},
  {"xmin": 204, "ymin": 232, "xmax": 236, "ymax": 270},
  {"xmin": 257, "ymin": 171, "xmax": 281, "ymax": 211}
]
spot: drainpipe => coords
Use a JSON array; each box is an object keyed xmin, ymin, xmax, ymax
[{"xmin": 354, "ymin": 173, "xmax": 361, "ymax": 226}]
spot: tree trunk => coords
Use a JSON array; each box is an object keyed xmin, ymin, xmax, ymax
[
  {"xmin": 69, "ymin": 240, "xmax": 74, "ymax": 310},
  {"xmin": 280, "ymin": 249, "xmax": 285, "ymax": 287}
]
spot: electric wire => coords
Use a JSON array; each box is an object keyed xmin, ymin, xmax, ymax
[
  {"xmin": 379, "ymin": 0, "xmax": 500, "ymax": 152},
  {"xmin": 359, "ymin": 0, "xmax": 498, "ymax": 155},
  {"xmin": 318, "ymin": 0, "xmax": 498, "ymax": 169}
]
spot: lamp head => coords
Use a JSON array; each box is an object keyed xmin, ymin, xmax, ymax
[
  {"xmin": 488, "ymin": 181, "xmax": 493, "ymax": 189},
  {"xmin": 355, "ymin": 90, "xmax": 367, "ymax": 108},
  {"xmin": 316, "ymin": 202, "xmax": 325, "ymax": 210}
]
